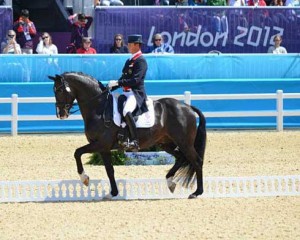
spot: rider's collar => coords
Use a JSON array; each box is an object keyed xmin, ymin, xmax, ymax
[{"xmin": 130, "ymin": 50, "xmax": 142, "ymax": 60}]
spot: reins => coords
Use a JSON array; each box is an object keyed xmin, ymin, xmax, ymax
[{"xmin": 69, "ymin": 83, "xmax": 110, "ymax": 115}]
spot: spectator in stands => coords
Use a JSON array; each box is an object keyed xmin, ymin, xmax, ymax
[
  {"xmin": 153, "ymin": 0, "xmax": 170, "ymax": 5},
  {"xmin": 36, "ymin": 32, "xmax": 58, "ymax": 54},
  {"xmin": 76, "ymin": 37, "xmax": 97, "ymax": 54},
  {"xmin": 1, "ymin": 30, "xmax": 21, "ymax": 54},
  {"xmin": 95, "ymin": 0, "xmax": 124, "ymax": 6},
  {"xmin": 267, "ymin": 35, "xmax": 287, "ymax": 54},
  {"xmin": 228, "ymin": 0, "xmax": 245, "ymax": 6},
  {"xmin": 68, "ymin": 13, "xmax": 93, "ymax": 50},
  {"xmin": 146, "ymin": 33, "xmax": 174, "ymax": 54},
  {"xmin": 269, "ymin": 0, "xmax": 283, "ymax": 5},
  {"xmin": 13, "ymin": 9, "xmax": 37, "ymax": 54},
  {"xmin": 174, "ymin": 0, "xmax": 188, "ymax": 5},
  {"xmin": 284, "ymin": 0, "xmax": 300, "ymax": 22},
  {"xmin": 248, "ymin": 0, "xmax": 267, "ymax": 6},
  {"xmin": 110, "ymin": 34, "xmax": 129, "ymax": 53}
]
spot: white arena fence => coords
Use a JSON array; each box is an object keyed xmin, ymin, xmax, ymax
[
  {"xmin": 0, "ymin": 175, "xmax": 299, "ymax": 202},
  {"xmin": 0, "ymin": 90, "xmax": 300, "ymax": 136}
]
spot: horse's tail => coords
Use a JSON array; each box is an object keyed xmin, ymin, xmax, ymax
[
  {"xmin": 190, "ymin": 105, "xmax": 206, "ymax": 161},
  {"xmin": 173, "ymin": 105, "xmax": 206, "ymax": 188}
]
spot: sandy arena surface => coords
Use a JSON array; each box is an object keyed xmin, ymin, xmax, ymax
[{"xmin": 0, "ymin": 131, "xmax": 299, "ymax": 240}]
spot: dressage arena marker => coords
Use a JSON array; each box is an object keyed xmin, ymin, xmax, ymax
[{"xmin": 0, "ymin": 175, "xmax": 299, "ymax": 203}]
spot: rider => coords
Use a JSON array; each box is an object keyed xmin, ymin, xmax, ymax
[{"xmin": 108, "ymin": 34, "xmax": 148, "ymax": 152}]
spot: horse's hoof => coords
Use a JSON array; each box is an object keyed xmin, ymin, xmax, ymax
[
  {"xmin": 79, "ymin": 172, "xmax": 90, "ymax": 186},
  {"xmin": 103, "ymin": 194, "xmax": 113, "ymax": 201},
  {"xmin": 83, "ymin": 177, "xmax": 89, "ymax": 186},
  {"xmin": 188, "ymin": 194, "xmax": 197, "ymax": 199},
  {"xmin": 102, "ymin": 193, "xmax": 118, "ymax": 201},
  {"xmin": 167, "ymin": 177, "xmax": 176, "ymax": 193}
]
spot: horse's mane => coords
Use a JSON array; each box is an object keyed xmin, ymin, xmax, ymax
[{"xmin": 63, "ymin": 72, "xmax": 106, "ymax": 91}]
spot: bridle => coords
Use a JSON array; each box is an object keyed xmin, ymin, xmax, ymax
[
  {"xmin": 53, "ymin": 77, "xmax": 75, "ymax": 117},
  {"xmin": 53, "ymin": 76, "xmax": 109, "ymax": 116}
]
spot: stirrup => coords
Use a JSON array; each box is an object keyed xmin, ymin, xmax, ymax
[{"xmin": 122, "ymin": 139, "xmax": 139, "ymax": 152}]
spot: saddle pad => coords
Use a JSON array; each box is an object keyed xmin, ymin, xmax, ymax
[{"xmin": 112, "ymin": 94, "xmax": 155, "ymax": 128}]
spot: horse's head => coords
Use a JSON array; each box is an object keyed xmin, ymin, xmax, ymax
[{"xmin": 48, "ymin": 74, "xmax": 75, "ymax": 119}]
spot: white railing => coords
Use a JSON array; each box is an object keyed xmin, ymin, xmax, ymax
[
  {"xmin": 0, "ymin": 90, "xmax": 300, "ymax": 136},
  {"xmin": 1, "ymin": 175, "xmax": 299, "ymax": 202}
]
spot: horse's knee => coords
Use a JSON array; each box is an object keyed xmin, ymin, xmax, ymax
[{"xmin": 74, "ymin": 148, "xmax": 82, "ymax": 160}]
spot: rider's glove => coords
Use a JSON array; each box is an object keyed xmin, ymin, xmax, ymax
[{"xmin": 108, "ymin": 80, "xmax": 119, "ymax": 89}]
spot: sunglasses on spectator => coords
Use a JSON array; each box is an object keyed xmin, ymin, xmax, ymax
[
  {"xmin": 8, "ymin": 34, "xmax": 15, "ymax": 37},
  {"xmin": 155, "ymin": 39, "xmax": 162, "ymax": 41},
  {"xmin": 115, "ymin": 38, "xmax": 122, "ymax": 41},
  {"xmin": 42, "ymin": 36, "xmax": 49, "ymax": 40}
]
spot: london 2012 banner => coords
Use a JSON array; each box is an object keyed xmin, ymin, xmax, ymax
[{"xmin": 94, "ymin": 7, "xmax": 300, "ymax": 54}]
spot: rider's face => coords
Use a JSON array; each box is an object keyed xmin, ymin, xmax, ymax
[{"xmin": 128, "ymin": 43, "xmax": 140, "ymax": 54}]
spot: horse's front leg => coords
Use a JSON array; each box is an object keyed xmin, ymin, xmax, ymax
[
  {"xmin": 100, "ymin": 151, "xmax": 118, "ymax": 198},
  {"xmin": 74, "ymin": 142, "xmax": 100, "ymax": 186}
]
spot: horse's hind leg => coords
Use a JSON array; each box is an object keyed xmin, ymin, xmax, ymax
[
  {"xmin": 161, "ymin": 143, "xmax": 185, "ymax": 193},
  {"xmin": 182, "ymin": 147, "xmax": 204, "ymax": 198}
]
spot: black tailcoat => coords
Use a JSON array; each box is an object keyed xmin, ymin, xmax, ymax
[{"xmin": 117, "ymin": 54, "xmax": 148, "ymax": 116}]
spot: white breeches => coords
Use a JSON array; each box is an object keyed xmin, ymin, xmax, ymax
[{"xmin": 123, "ymin": 91, "xmax": 137, "ymax": 116}]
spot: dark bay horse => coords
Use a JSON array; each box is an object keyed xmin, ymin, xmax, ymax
[{"xmin": 48, "ymin": 72, "xmax": 206, "ymax": 199}]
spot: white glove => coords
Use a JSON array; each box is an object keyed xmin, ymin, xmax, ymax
[{"xmin": 108, "ymin": 80, "xmax": 119, "ymax": 89}]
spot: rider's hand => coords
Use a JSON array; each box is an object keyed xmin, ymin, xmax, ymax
[{"xmin": 108, "ymin": 80, "xmax": 119, "ymax": 89}]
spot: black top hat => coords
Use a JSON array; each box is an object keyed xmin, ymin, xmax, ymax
[{"xmin": 128, "ymin": 34, "xmax": 143, "ymax": 44}]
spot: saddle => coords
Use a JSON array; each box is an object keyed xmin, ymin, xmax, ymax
[{"xmin": 102, "ymin": 93, "xmax": 155, "ymax": 129}]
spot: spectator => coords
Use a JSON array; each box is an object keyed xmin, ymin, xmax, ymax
[
  {"xmin": 13, "ymin": 9, "xmax": 37, "ymax": 54},
  {"xmin": 207, "ymin": 0, "xmax": 226, "ymax": 5},
  {"xmin": 248, "ymin": 0, "xmax": 267, "ymax": 6},
  {"xmin": 110, "ymin": 34, "xmax": 129, "ymax": 53},
  {"xmin": 76, "ymin": 37, "xmax": 97, "ymax": 54},
  {"xmin": 267, "ymin": 35, "xmax": 287, "ymax": 54},
  {"xmin": 174, "ymin": 0, "xmax": 188, "ymax": 5},
  {"xmin": 95, "ymin": 0, "xmax": 124, "ymax": 5},
  {"xmin": 153, "ymin": 0, "xmax": 170, "ymax": 5},
  {"xmin": 1, "ymin": 30, "xmax": 21, "ymax": 54},
  {"xmin": 68, "ymin": 13, "xmax": 93, "ymax": 50},
  {"xmin": 269, "ymin": 0, "xmax": 283, "ymax": 5},
  {"xmin": 147, "ymin": 33, "xmax": 174, "ymax": 54},
  {"xmin": 228, "ymin": 0, "xmax": 245, "ymax": 6},
  {"xmin": 36, "ymin": 32, "xmax": 58, "ymax": 54}
]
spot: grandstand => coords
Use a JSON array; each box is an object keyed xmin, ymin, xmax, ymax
[{"xmin": 0, "ymin": 2, "xmax": 300, "ymax": 133}]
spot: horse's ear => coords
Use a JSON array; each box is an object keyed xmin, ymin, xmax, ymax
[
  {"xmin": 55, "ymin": 74, "xmax": 63, "ymax": 80},
  {"xmin": 98, "ymin": 81, "xmax": 106, "ymax": 91},
  {"xmin": 48, "ymin": 76, "xmax": 56, "ymax": 81}
]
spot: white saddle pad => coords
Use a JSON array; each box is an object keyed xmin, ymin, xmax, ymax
[{"xmin": 112, "ymin": 94, "xmax": 155, "ymax": 128}]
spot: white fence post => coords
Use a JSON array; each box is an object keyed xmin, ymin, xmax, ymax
[
  {"xmin": 11, "ymin": 94, "xmax": 18, "ymax": 136},
  {"xmin": 276, "ymin": 90, "xmax": 283, "ymax": 132},
  {"xmin": 184, "ymin": 91, "xmax": 191, "ymax": 105}
]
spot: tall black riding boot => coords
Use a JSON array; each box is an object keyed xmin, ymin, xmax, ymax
[{"xmin": 123, "ymin": 112, "xmax": 139, "ymax": 152}]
